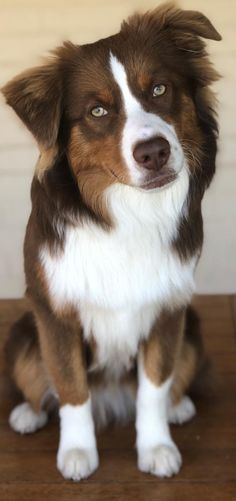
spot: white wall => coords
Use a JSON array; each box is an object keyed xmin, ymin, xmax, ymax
[{"xmin": 0, "ymin": 0, "xmax": 235, "ymax": 297}]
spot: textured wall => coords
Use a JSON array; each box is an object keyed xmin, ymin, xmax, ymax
[{"xmin": 0, "ymin": 0, "xmax": 235, "ymax": 297}]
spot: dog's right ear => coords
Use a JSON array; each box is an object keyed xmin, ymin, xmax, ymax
[{"xmin": 2, "ymin": 59, "xmax": 62, "ymax": 149}]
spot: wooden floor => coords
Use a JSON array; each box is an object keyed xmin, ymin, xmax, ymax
[{"xmin": 0, "ymin": 296, "xmax": 236, "ymax": 501}]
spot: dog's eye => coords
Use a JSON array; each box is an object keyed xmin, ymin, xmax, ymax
[
  {"xmin": 152, "ymin": 84, "xmax": 166, "ymax": 97},
  {"xmin": 91, "ymin": 106, "xmax": 108, "ymax": 118}
]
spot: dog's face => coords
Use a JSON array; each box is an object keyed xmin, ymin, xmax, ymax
[
  {"xmin": 67, "ymin": 43, "xmax": 186, "ymax": 192},
  {"xmin": 2, "ymin": 4, "xmax": 221, "ymax": 202}
]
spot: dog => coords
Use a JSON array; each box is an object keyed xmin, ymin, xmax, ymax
[{"xmin": 2, "ymin": 3, "xmax": 221, "ymax": 481}]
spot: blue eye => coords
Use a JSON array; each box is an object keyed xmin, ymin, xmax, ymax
[
  {"xmin": 153, "ymin": 84, "xmax": 166, "ymax": 97},
  {"xmin": 91, "ymin": 106, "xmax": 108, "ymax": 117}
]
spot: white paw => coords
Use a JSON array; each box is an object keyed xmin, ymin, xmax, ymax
[
  {"xmin": 57, "ymin": 448, "xmax": 99, "ymax": 481},
  {"xmin": 168, "ymin": 396, "xmax": 196, "ymax": 425},
  {"xmin": 9, "ymin": 402, "xmax": 48, "ymax": 434},
  {"xmin": 138, "ymin": 444, "xmax": 182, "ymax": 477}
]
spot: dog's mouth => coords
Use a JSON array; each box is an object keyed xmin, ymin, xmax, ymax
[
  {"xmin": 108, "ymin": 166, "xmax": 178, "ymax": 191},
  {"xmin": 139, "ymin": 169, "xmax": 177, "ymax": 191}
]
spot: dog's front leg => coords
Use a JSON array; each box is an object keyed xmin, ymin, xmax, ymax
[
  {"xmin": 36, "ymin": 307, "xmax": 98, "ymax": 481},
  {"xmin": 136, "ymin": 309, "xmax": 185, "ymax": 478}
]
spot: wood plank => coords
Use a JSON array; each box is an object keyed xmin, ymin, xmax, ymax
[
  {"xmin": 0, "ymin": 448, "xmax": 236, "ymax": 484},
  {"xmin": 0, "ymin": 417, "xmax": 236, "ymax": 453},
  {"xmin": 1, "ymin": 483, "xmax": 236, "ymax": 501}
]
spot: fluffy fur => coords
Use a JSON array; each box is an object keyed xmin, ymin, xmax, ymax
[{"xmin": 2, "ymin": 2, "xmax": 221, "ymax": 481}]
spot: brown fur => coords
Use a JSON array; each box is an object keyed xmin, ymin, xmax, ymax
[
  {"xmin": 13, "ymin": 349, "xmax": 48, "ymax": 414},
  {"xmin": 68, "ymin": 126, "xmax": 127, "ymax": 226},
  {"xmin": 143, "ymin": 309, "xmax": 185, "ymax": 385},
  {"xmin": 5, "ymin": 313, "xmax": 49, "ymax": 413},
  {"xmin": 36, "ymin": 145, "xmax": 59, "ymax": 181},
  {"xmin": 171, "ymin": 306, "xmax": 204, "ymax": 404},
  {"xmin": 2, "ymin": 61, "xmax": 62, "ymax": 148},
  {"xmin": 34, "ymin": 305, "xmax": 89, "ymax": 407}
]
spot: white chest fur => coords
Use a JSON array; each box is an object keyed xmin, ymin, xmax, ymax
[{"xmin": 40, "ymin": 169, "xmax": 196, "ymax": 375}]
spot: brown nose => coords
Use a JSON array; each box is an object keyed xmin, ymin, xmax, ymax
[{"xmin": 133, "ymin": 137, "xmax": 170, "ymax": 171}]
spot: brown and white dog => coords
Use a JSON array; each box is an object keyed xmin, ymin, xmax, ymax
[{"xmin": 2, "ymin": 3, "xmax": 221, "ymax": 481}]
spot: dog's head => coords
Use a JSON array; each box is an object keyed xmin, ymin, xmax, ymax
[{"xmin": 2, "ymin": 3, "xmax": 221, "ymax": 208}]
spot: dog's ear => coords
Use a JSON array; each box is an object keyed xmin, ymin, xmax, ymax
[
  {"xmin": 2, "ymin": 59, "xmax": 62, "ymax": 148},
  {"xmin": 159, "ymin": 3, "xmax": 221, "ymax": 41}
]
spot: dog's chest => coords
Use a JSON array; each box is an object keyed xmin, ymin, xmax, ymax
[{"xmin": 40, "ymin": 176, "xmax": 195, "ymax": 373}]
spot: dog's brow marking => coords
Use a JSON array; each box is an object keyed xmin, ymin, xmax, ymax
[{"xmin": 109, "ymin": 52, "xmax": 141, "ymax": 114}]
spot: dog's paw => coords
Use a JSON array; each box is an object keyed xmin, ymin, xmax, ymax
[
  {"xmin": 57, "ymin": 447, "xmax": 99, "ymax": 481},
  {"xmin": 138, "ymin": 443, "xmax": 182, "ymax": 477},
  {"xmin": 168, "ymin": 396, "xmax": 196, "ymax": 425},
  {"xmin": 9, "ymin": 402, "xmax": 48, "ymax": 434}
]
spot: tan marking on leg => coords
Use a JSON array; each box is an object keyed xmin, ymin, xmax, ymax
[
  {"xmin": 171, "ymin": 340, "xmax": 198, "ymax": 405},
  {"xmin": 35, "ymin": 311, "xmax": 89, "ymax": 407},
  {"xmin": 13, "ymin": 348, "xmax": 49, "ymax": 413},
  {"xmin": 143, "ymin": 309, "xmax": 185, "ymax": 386}
]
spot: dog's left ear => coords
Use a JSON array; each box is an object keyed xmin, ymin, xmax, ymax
[
  {"xmin": 2, "ymin": 59, "xmax": 62, "ymax": 149},
  {"xmin": 161, "ymin": 4, "xmax": 222, "ymax": 41}
]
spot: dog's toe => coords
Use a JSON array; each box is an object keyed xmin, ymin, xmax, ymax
[
  {"xmin": 168, "ymin": 396, "xmax": 196, "ymax": 425},
  {"xmin": 9, "ymin": 402, "xmax": 48, "ymax": 434},
  {"xmin": 57, "ymin": 448, "xmax": 99, "ymax": 481},
  {"xmin": 138, "ymin": 443, "xmax": 182, "ymax": 477}
]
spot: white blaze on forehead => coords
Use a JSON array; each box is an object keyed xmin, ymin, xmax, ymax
[
  {"xmin": 109, "ymin": 52, "xmax": 185, "ymax": 186},
  {"xmin": 109, "ymin": 52, "xmax": 141, "ymax": 114}
]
